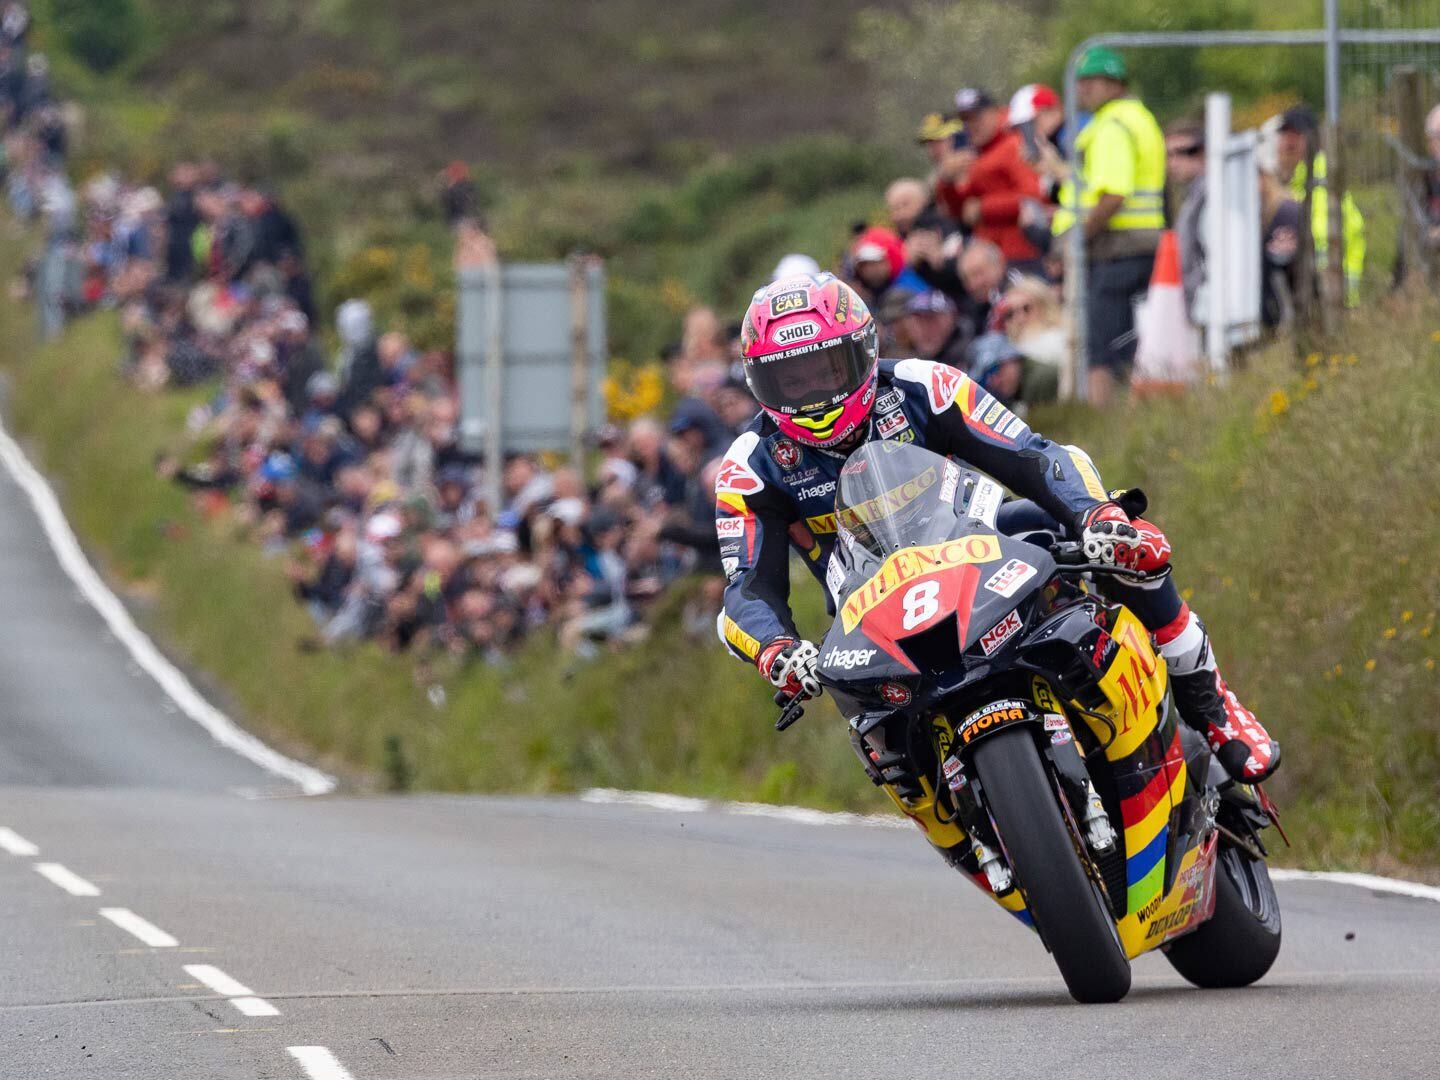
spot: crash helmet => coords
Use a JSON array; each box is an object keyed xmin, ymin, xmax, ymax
[{"xmin": 739, "ymin": 273, "xmax": 879, "ymax": 449}]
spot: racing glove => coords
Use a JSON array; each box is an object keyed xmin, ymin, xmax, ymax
[
  {"xmin": 757, "ymin": 638, "xmax": 822, "ymax": 701},
  {"xmin": 1081, "ymin": 503, "xmax": 1172, "ymax": 574}
]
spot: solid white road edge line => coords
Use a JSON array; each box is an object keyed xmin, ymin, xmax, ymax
[
  {"xmin": 581, "ymin": 788, "xmax": 1440, "ymax": 900},
  {"xmin": 1269, "ymin": 869, "xmax": 1440, "ymax": 903},
  {"xmin": 0, "ymin": 422, "xmax": 335, "ymax": 796},
  {"xmin": 288, "ymin": 1046, "xmax": 357, "ymax": 1080},
  {"xmin": 0, "ymin": 826, "xmax": 40, "ymax": 856},
  {"xmin": 581, "ymin": 787, "xmax": 902, "ymax": 829},
  {"xmin": 99, "ymin": 907, "xmax": 179, "ymax": 947},
  {"xmin": 34, "ymin": 862, "xmax": 101, "ymax": 897}
]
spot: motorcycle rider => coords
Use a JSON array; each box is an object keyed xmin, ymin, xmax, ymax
[{"xmin": 715, "ymin": 272, "xmax": 1278, "ymax": 784}]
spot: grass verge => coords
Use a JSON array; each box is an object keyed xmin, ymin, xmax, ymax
[{"xmin": 2, "ymin": 225, "xmax": 1435, "ymax": 872}]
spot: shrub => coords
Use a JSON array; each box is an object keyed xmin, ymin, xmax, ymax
[{"xmin": 46, "ymin": 0, "xmax": 143, "ymax": 73}]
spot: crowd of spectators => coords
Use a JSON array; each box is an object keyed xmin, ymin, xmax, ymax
[
  {"xmin": 6, "ymin": 0, "xmax": 1421, "ymax": 670},
  {"xmin": 811, "ymin": 82, "xmax": 1080, "ymax": 413},
  {"xmin": 2, "ymin": 3, "xmax": 78, "ymax": 339},
  {"xmin": 2, "ymin": 7, "xmax": 768, "ymax": 667},
  {"xmin": 41, "ymin": 161, "xmax": 758, "ymax": 661},
  {"xmin": 810, "ymin": 55, "xmax": 1381, "ymax": 408}
]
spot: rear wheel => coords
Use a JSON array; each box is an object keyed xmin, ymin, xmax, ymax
[
  {"xmin": 972, "ymin": 727, "xmax": 1131, "ymax": 1003},
  {"xmin": 1163, "ymin": 844, "xmax": 1282, "ymax": 988}
]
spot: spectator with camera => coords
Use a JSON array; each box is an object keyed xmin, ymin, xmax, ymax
[{"xmin": 936, "ymin": 88, "xmax": 1046, "ymax": 271}]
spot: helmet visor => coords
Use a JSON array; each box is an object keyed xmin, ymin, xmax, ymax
[{"xmin": 745, "ymin": 329, "xmax": 875, "ymax": 415}]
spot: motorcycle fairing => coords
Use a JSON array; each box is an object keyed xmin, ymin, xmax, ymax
[{"xmin": 1073, "ymin": 606, "xmax": 1217, "ymax": 955}]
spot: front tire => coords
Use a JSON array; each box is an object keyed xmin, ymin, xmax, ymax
[
  {"xmin": 1163, "ymin": 844, "xmax": 1282, "ymax": 988},
  {"xmin": 972, "ymin": 727, "xmax": 1131, "ymax": 1003}
]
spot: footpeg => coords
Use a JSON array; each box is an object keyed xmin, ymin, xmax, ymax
[
  {"xmin": 1083, "ymin": 784, "xmax": 1117, "ymax": 852},
  {"xmin": 972, "ymin": 838, "xmax": 1013, "ymax": 894}
]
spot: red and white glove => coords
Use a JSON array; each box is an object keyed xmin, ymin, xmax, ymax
[
  {"xmin": 1081, "ymin": 503, "xmax": 1172, "ymax": 573},
  {"xmin": 757, "ymin": 638, "xmax": 822, "ymax": 701}
]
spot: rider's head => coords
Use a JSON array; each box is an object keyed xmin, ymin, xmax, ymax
[{"xmin": 740, "ymin": 273, "xmax": 879, "ymax": 450}]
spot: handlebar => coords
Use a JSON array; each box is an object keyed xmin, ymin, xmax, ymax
[{"xmin": 1048, "ymin": 541, "xmax": 1168, "ymax": 583}]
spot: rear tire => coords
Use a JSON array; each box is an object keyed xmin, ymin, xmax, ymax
[
  {"xmin": 1163, "ymin": 844, "xmax": 1282, "ymax": 988},
  {"xmin": 972, "ymin": 727, "xmax": 1132, "ymax": 1004}
]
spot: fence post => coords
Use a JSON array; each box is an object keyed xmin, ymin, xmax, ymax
[
  {"xmin": 1203, "ymin": 93, "xmax": 1230, "ymax": 375},
  {"xmin": 1319, "ymin": 122, "xmax": 1345, "ymax": 337},
  {"xmin": 567, "ymin": 256, "xmax": 589, "ymax": 473},
  {"xmin": 482, "ymin": 261, "xmax": 505, "ymax": 515},
  {"xmin": 1295, "ymin": 146, "xmax": 1318, "ymax": 334},
  {"xmin": 1392, "ymin": 67, "xmax": 1431, "ymax": 292}
]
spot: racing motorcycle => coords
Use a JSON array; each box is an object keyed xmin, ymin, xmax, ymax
[{"xmin": 781, "ymin": 439, "xmax": 1282, "ymax": 1003}]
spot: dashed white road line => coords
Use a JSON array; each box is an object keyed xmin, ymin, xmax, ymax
[
  {"xmin": 99, "ymin": 907, "xmax": 178, "ymax": 947},
  {"xmin": 0, "ymin": 420, "xmax": 335, "ymax": 796},
  {"xmin": 34, "ymin": 862, "xmax": 101, "ymax": 897},
  {"xmin": 288, "ymin": 1046, "xmax": 357, "ymax": 1080},
  {"xmin": 0, "ymin": 826, "xmax": 40, "ymax": 855},
  {"xmin": 184, "ymin": 964, "xmax": 254, "ymax": 998},
  {"xmin": 183, "ymin": 964, "xmax": 281, "ymax": 1017},
  {"xmin": 231, "ymin": 996, "xmax": 281, "ymax": 1017}
]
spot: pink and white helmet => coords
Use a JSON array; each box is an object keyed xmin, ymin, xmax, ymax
[{"xmin": 739, "ymin": 272, "xmax": 878, "ymax": 449}]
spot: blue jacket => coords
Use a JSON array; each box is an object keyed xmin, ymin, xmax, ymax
[{"xmin": 714, "ymin": 358, "xmax": 1109, "ymax": 661}]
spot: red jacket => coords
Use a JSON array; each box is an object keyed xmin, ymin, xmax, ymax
[{"xmin": 936, "ymin": 126, "xmax": 1043, "ymax": 262}]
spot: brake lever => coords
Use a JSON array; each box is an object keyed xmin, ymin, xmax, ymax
[{"xmin": 774, "ymin": 690, "xmax": 806, "ymax": 732}]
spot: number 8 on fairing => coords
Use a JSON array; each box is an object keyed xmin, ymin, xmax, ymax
[{"xmin": 901, "ymin": 580, "xmax": 941, "ymax": 630}]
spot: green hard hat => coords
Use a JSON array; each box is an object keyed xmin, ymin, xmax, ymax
[{"xmin": 1076, "ymin": 46, "xmax": 1127, "ymax": 81}]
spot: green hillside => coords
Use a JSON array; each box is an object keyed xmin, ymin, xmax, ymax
[{"xmin": 29, "ymin": 0, "xmax": 1348, "ymax": 358}]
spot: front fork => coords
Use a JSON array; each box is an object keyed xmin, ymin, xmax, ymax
[{"xmin": 850, "ymin": 711, "xmax": 1118, "ymax": 908}]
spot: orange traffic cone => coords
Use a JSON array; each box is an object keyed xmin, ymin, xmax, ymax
[{"xmin": 1131, "ymin": 230, "xmax": 1200, "ymax": 400}]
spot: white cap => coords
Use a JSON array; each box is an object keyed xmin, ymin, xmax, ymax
[
  {"xmin": 336, "ymin": 299, "xmax": 374, "ymax": 346},
  {"xmin": 546, "ymin": 496, "xmax": 586, "ymax": 527},
  {"xmin": 598, "ymin": 457, "xmax": 638, "ymax": 489},
  {"xmin": 365, "ymin": 512, "xmax": 403, "ymax": 542},
  {"xmin": 771, "ymin": 253, "xmax": 821, "ymax": 281},
  {"xmin": 501, "ymin": 563, "xmax": 544, "ymax": 593},
  {"xmin": 1008, "ymin": 84, "xmax": 1061, "ymax": 127}
]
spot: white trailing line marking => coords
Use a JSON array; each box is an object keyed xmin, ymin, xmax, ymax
[
  {"xmin": 582, "ymin": 789, "xmax": 1440, "ymax": 900},
  {"xmin": 288, "ymin": 1046, "xmax": 357, "ymax": 1080},
  {"xmin": 34, "ymin": 862, "xmax": 101, "ymax": 897},
  {"xmin": 580, "ymin": 788, "xmax": 709, "ymax": 813},
  {"xmin": 99, "ymin": 908, "xmax": 178, "ymax": 947},
  {"xmin": 581, "ymin": 787, "xmax": 904, "ymax": 829},
  {"xmin": 0, "ymin": 827, "xmax": 40, "ymax": 856},
  {"xmin": 0, "ymin": 421, "xmax": 335, "ymax": 796},
  {"xmin": 183, "ymin": 964, "xmax": 281, "ymax": 1017},
  {"xmin": 1269, "ymin": 869, "xmax": 1440, "ymax": 904}
]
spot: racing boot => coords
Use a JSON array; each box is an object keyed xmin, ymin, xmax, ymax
[{"xmin": 1156, "ymin": 608, "xmax": 1281, "ymax": 784}]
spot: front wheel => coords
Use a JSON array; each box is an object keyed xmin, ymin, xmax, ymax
[
  {"xmin": 1163, "ymin": 844, "xmax": 1282, "ymax": 988},
  {"xmin": 972, "ymin": 727, "xmax": 1131, "ymax": 1003}
]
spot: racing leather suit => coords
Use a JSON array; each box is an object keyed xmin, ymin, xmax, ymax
[
  {"xmin": 716, "ymin": 358, "xmax": 1119, "ymax": 658},
  {"xmin": 715, "ymin": 358, "xmax": 1268, "ymax": 780}
]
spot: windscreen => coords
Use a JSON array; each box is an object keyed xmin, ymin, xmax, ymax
[{"xmin": 835, "ymin": 441, "xmax": 970, "ymax": 558}]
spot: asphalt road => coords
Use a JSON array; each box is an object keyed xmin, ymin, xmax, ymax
[{"xmin": 2, "ymin": 453, "xmax": 1439, "ymax": 1079}]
